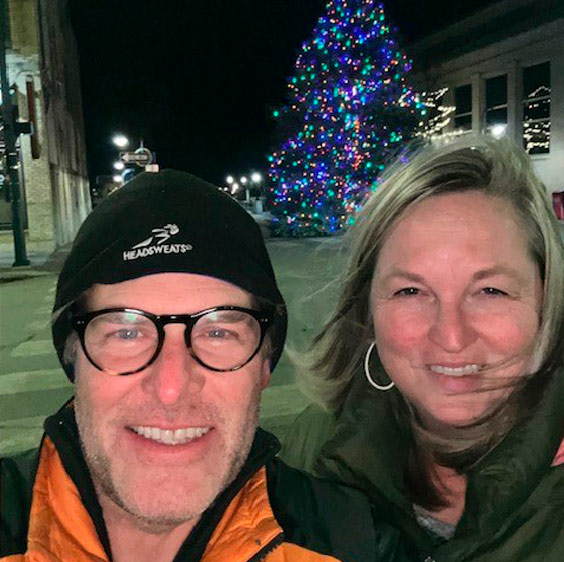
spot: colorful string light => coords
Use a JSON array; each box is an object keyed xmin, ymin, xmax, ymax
[{"xmin": 266, "ymin": 0, "xmax": 423, "ymax": 236}]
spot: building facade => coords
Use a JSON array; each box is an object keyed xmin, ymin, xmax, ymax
[
  {"xmin": 411, "ymin": 0, "xmax": 564, "ymax": 195},
  {"xmin": 1, "ymin": 0, "xmax": 90, "ymax": 256}
]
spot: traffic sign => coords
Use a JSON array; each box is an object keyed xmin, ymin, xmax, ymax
[{"xmin": 120, "ymin": 147, "xmax": 153, "ymax": 167}]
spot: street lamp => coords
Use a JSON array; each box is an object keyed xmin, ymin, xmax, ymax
[
  {"xmin": 250, "ymin": 172, "xmax": 264, "ymax": 214},
  {"xmin": 113, "ymin": 161, "xmax": 125, "ymax": 171},
  {"xmin": 250, "ymin": 172, "xmax": 263, "ymax": 196},
  {"xmin": 240, "ymin": 176, "xmax": 250, "ymax": 202},
  {"xmin": 112, "ymin": 134, "xmax": 129, "ymax": 148},
  {"xmin": 112, "ymin": 174, "xmax": 123, "ymax": 184},
  {"xmin": 226, "ymin": 175, "xmax": 234, "ymax": 185}
]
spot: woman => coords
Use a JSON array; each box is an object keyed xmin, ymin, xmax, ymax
[{"xmin": 282, "ymin": 136, "xmax": 564, "ymax": 561}]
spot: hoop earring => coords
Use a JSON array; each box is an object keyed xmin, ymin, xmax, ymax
[{"xmin": 364, "ymin": 342, "xmax": 395, "ymax": 391}]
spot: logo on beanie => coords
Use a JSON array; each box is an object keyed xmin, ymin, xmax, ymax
[{"xmin": 123, "ymin": 224, "xmax": 193, "ymax": 261}]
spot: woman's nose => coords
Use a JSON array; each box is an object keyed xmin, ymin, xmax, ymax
[{"xmin": 428, "ymin": 301, "xmax": 477, "ymax": 352}]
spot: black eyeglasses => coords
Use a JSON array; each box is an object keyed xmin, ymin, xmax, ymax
[{"xmin": 71, "ymin": 306, "xmax": 272, "ymax": 375}]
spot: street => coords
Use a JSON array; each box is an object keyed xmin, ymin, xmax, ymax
[{"xmin": 0, "ymin": 237, "xmax": 346, "ymax": 456}]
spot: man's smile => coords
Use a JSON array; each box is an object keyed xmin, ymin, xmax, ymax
[{"xmin": 129, "ymin": 425, "xmax": 212, "ymax": 446}]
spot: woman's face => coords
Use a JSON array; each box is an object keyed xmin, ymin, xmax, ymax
[{"xmin": 370, "ymin": 191, "xmax": 543, "ymax": 428}]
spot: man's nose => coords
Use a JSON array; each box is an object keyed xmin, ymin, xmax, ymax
[
  {"xmin": 428, "ymin": 300, "xmax": 478, "ymax": 353},
  {"xmin": 141, "ymin": 325, "xmax": 205, "ymax": 404}
]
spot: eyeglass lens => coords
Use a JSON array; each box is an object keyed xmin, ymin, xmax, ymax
[{"xmin": 83, "ymin": 309, "xmax": 262, "ymax": 374}]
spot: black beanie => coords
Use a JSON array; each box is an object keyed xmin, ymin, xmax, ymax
[{"xmin": 52, "ymin": 169, "xmax": 287, "ymax": 380}]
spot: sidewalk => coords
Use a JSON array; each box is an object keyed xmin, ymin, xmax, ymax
[{"xmin": 0, "ymin": 243, "xmax": 71, "ymax": 283}]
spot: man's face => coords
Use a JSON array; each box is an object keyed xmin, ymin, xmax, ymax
[{"xmin": 74, "ymin": 273, "xmax": 271, "ymax": 530}]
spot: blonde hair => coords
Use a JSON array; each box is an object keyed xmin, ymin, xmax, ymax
[{"xmin": 303, "ymin": 135, "xmax": 564, "ymax": 412}]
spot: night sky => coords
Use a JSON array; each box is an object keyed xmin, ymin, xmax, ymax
[{"xmin": 70, "ymin": 0, "xmax": 499, "ymax": 188}]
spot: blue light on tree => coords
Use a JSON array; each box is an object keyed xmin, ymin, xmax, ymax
[{"xmin": 267, "ymin": 0, "xmax": 423, "ymax": 237}]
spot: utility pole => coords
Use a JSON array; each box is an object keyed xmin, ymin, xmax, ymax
[{"xmin": 0, "ymin": 0, "xmax": 30, "ymax": 266}]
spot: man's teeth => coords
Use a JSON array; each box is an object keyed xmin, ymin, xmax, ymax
[
  {"xmin": 131, "ymin": 426, "xmax": 210, "ymax": 445},
  {"xmin": 429, "ymin": 364, "xmax": 480, "ymax": 376}
]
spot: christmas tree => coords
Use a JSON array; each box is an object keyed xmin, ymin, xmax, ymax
[{"xmin": 267, "ymin": 0, "xmax": 423, "ymax": 237}]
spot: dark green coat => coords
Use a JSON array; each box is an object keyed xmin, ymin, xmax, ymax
[{"xmin": 281, "ymin": 367, "xmax": 564, "ymax": 562}]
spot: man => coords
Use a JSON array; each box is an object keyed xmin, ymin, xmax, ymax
[{"xmin": 1, "ymin": 171, "xmax": 412, "ymax": 562}]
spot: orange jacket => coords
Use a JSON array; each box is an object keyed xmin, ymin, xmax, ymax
[
  {"xmin": 1, "ymin": 408, "xmax": 413, "ymax": 562},
  {"xmin": 2, "ymin": 438, "xmax": 338, "ymax": 562}
]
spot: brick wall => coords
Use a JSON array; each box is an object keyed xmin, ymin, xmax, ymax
[{"xmin": 1, "ymin": 0, "xmax": 91, "ymax": 257}]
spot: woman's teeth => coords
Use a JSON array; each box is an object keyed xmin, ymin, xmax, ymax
[{"xmin": 429, "ymin": 364, "xmax": 480, "ymax": 376}]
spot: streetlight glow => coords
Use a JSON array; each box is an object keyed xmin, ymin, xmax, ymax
[
  {"xmin": 491, "ymin": 124, "xmax": 507, "ymax": 139},
  {"xmin": 112, "ymin": 134, "xmax": 129, "ymax": 148},
  {"xmin": 226, "ymin": 175, "xmax": 234, "ymax": 184},
  {"xmin": 251, "ymin": 172, "xmax": 262, "ymax": 183},
  {"xmin": 113, "ymin": 161, "xmax": 125, "ymax": 171},
  {"xmin": 232, "ymin": 182, "xmax": 240, "ymax": 193},
  {"xmin": 112, "ymin": 174, "xmax": 123, "ymax": 183},
  {"xmin": 240, "ymin": 176, "xmax": 248, "ymax": 184}
]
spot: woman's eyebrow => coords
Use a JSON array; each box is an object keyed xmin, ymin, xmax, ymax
[
  {"xmin": 472, "ymin": 266, "xmax": 528, "ymax": 283},
  {"xmin": 380, "ymin": 266, "xmax": 528, "ymax": 285},
  {"xmin": 379, "ymin": 270, "xmax": 426, "ymax": 284}
]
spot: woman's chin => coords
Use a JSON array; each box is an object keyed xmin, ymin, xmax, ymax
[{"xmin": 416, "ymin": 402, "xmax": 492, "ymax": 431}]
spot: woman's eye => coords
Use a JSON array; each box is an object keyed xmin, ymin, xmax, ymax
[
  {"xmin": 394, "ymin": 287, "xmax": 420, "ymax": 296},
  {"xmin": 481, "ymin": 287, "xmax": 508, "ymax": 296}
]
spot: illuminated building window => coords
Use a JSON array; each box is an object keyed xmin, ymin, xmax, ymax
[
  {"xmin": 453, "ymin": 84, "xmax": 472, "ymax": 132},
  {"xmin": 485, "ymin": 74, "xmax": 507, "ymax": 136},
  {"xmin": 523, "ymin": 61, "xmax": 550, "ymax": 155}
]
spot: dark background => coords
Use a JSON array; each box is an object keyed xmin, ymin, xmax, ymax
[{"xmin": 70, "ymin": 0, "xmax": 498, "ymax": 187}]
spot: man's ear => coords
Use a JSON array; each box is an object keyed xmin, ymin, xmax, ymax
[{"xmin": 260, "ymin": 359, "xmax": 271, "ymax": 390}]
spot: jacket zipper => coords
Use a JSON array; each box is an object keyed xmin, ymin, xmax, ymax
[{"xmin": 247, "ymin": 532, "xmax": 284, "ymax": 562}]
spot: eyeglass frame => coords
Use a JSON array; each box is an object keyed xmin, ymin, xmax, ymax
[{"xmin": 70, "ymin": 306, "xmax": 273, "ymax": 375}]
